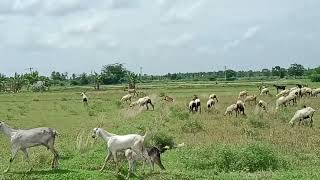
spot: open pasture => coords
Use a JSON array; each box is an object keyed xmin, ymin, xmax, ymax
[{"xmin": 1, "ymin": 82, "xmax": 320, "ymax": 179}]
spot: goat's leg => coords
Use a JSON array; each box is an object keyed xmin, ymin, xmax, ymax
[
  {"xmin": 100, "ymin": 151, "xmax": 112, "ymax": 172},
  {"xmin": 21, "ymin": 149, "xmax": 32, "ymax": 172},
  {"xmin": 113, "ymin": 154, "xmax": 119, "ymax": 173},
  {"xmin": 150, "ymin": 102, "xmax": 154, "ymax": 110},
  {"xmin": 4, "ymin": 146, "xmax": 19, "ymax": 173}
]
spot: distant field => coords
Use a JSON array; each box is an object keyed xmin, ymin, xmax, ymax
[{"xmin": 1, "ymin": 81, "xmax": 320, "ymax": 180}]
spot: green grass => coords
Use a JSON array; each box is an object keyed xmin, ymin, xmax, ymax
[{"xmin": 1, "ymin": 81, "xmax": 320, "ymax": 179}]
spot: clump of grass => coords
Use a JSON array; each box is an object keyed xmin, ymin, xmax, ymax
[
  {"xmin": 182, "ymin": 143, "xmax": 286, "ymax": 173},
  {"xmin": 61, "ymin": 97, "xmax": 68, "ymax": 101},
  {"xmin": 170, "ymin": 106, "xmax": 189, "ymax": 120},
  {"xmin": 88, "ymin": 109, "xmax": 96, "ymax": 116},
  {"xmin": 248, "ymin": 116, "xmax": 270, "ymax": 129},
  {"xmin": 181, "ymin": 119, "xmax": 204, "ymax": 135},
  {"xmin": 159, "ymin": 92, "xmax": 166, "ymax": 97},
  {"xmin": 76, "ymin": 131, "xmax": 93, "ymax": 153},
  {"xmin": 32, "ymin": 98, "xmax": 40, "ymax": 101},
  {"xmin": 151, "ymin": 131, "xmax": 175, "ymax": 148}
]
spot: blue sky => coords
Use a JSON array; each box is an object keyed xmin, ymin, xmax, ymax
[{"xmin": 0, "ymin": 0, "xmax": 319, "ymax": 76}]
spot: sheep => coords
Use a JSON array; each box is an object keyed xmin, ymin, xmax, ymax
[
  {"xmin": 125, "ymin": 146, "xmax": 168, "ymax": 178},
  {"xmin": 260, "ymin": 87, "xmax": 270, "ymax": 96},
  {"xmin": 276, "ymin": 96, "xmax": 287, "ymax": 110},
  {"xmin": 194, "ymin": 98, "xmax": 201, "ymax": 113},
  {"xmin": 244, "ymin": 95, "xmax": 257, "ymax": 105},
  {"xmin": 276, "ymin": 89, "xmax": 290, "ymax": 97},
  {"xmin": 91, "ymin": 128, "xmax": 152, "ymax": 172},
  {"xmin": 289, "ymin": 107, "xmax": 316, "ymax": 127},
  {"xmin": 188, "ymin": 100, "xmax": 197, "ymax": 113},
  {"xmin": 209, "ymin": 94, "xmax": 219, "ymax": 102},
  {"xmin": 127, "ymin": 89, "xmax": 137, "ymax": 97},
  {"xmin": 224, "ymin": 104, "xmax": 237, "ymax": 116},
  {"xmin": 286, "ymin": 91, "xmax": 299, "ymax": 105},
  {"xmin": 207, "ymin": 99, "xmax": 216, "ymax": 109},
  {"xmin": 0, "ymin": 122, "xmax": 59, "ymax": 173},
  {"xmin": 130, "ymin": 96, "xmax": 154, "ymax": 110},
  {"xmin": 312, "ymin": 88, "xmax": 320, "ymax": 97},
  {"xmin": 300, "ymin": 87, "xmax": 312, "ymax": 97},
  {"xmin": 257, "ymin": 100, "xmax": 268, "ymax": 112},
  {"xmin": 273, "ymin": 84, "xmax": 286, "ymax": 93},
  {"xmin": 238, "ymin": 90, "xmax": 248, "ymax": 99},
  {"xmin": 81, "ymin": 92, "xmax": 88, "ymax": 106},
  {"xmin": 121, "ymin": 94, "xmax": 133, "ymax": 103},
  {"xmin": 236, "ymin": 100, "xmax": 245, "ymax": 116}
]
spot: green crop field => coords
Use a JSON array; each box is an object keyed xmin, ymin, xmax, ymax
[{"xmin": 1, "ymin": 81, "xmax": 320, "ymax": 180}]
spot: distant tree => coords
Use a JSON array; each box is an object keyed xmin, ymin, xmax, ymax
[
  {"xmin": 288, "ymin": 63, "xmax": 305, "ymax": 78},
  {"xmin": 101, "ymin": 63, "xmax": 127, "ymax": 84},
  {"xmin": 79, "ymin": 73, "xmax": 89, "ymax": 85},
  {"xmin": 226, "ymin": 69, "xmax": 237, "ymax": 80},
  {"xmin": 126, "ymin": 71, "xmax": 139, "ymax": 89},
  {"xmin": 261, "ymin": 69, "xmax": 271, "ymax": 77},
  {"xmin": 272, "ymin": 66, "xmax": 287, "ymax": 78}
]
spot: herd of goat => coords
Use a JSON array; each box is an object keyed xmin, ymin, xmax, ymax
[{"xmin": 0, "ymin": 84, "xmax": 319, "ymax": 177}]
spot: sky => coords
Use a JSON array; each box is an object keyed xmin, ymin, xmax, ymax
[{"xmin": 0, "ymin": 0, "xmax": 319, "ymax": 76}]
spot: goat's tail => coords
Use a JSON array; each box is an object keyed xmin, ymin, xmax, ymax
[{"xmin": 143, "ymin": 128, "xmax": 150, "ymax": 140}]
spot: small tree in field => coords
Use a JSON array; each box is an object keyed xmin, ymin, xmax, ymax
[
  {"xmin": 288, "ymin": 63, "xmax": 305, "ymax": 78},
  {"xmin": 126, "ymin": 71, "xmax": 139, "ymax": 89}
]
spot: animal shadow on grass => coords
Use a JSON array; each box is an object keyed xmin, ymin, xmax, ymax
[{"xmin": 12, "ymin": 169, "xmax": 76, "ymax": 175}]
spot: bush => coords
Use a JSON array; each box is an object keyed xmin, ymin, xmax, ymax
[
  {"xmin": 182, "ymin": 143, "xmax": 286, "ymax": 173},
  {"xmin": 181, "ymin": 119, "xmax": 204, "ymax": 135},
  {"xmin": 310, "ymin": 74, "xmax": 320, "ymax": 82},
  {"xmin": 151, "ymin": 131, "xmax": 175, "ymax": 148},
  {"xmin": 170, "ymin": 106, "xmax": 189, "ymax": 120}
]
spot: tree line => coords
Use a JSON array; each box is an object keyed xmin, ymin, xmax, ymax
[{"xmin": 1, "ymin": 63, "xmax": 320, "ymax": 93}]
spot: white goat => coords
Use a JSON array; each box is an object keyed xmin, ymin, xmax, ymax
[
  {"xmin": 0, "ymin": 122, "xmax": 59, "ymax": 173},
  {"xmin": 81, "ymin": 92, "xmax": 88, "ymax": 106},
  {"xmin": 238, "ymin": 90, "xmax": 248, "ymax": 99},
  {"xmin": 224, "ymin": 104, "xmax": 237, "ymax": 116},
  {"xmin": 130, "ymin": 96, "xmax": 154, "ymax": 110},
  {"xmin": 289, "ymin": 107, "xmax": 316, "ymax": 127},
  {"xmin": 209, "ymin": 94, "xmax": 219, "ymax": 102},
  {"xmin": 121, "ymin": 94, "xmax": 133, "ymax": 103},
  {"xmin": 194, "ymin": 98, "xmax": 201, "ymax": 113},
  {"xmin": 92, "ymin": 128, "xmax": 152, "ymax": 172},
  {"xmin": 286, "ymin": 91, "xmax": 299, "ymax": 105}
]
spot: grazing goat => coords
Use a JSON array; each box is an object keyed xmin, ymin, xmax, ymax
[
  {"xmin": 163, "ymin": 96, "xmax": 174, "ymax": 102},
  {"xmin": 125, "ymin": 146, "xmax": 168, "ymax": 177},
  {"xmin": 0, "ymin": 122, "xmax": 59, "ymax": 173},
  {"xmin": 276, "ymin": 96, "xmax": 287, "ymax": 110},
  {"xmin": 130, "ymin": 96, "xmax": 154, "ymax": 110},
  {"xmin": 121, "ymin": 94, "xmax": 133, "ymax": 103},
  {"xmin": 273, "ymin": 85, "xmax": 286, "ymax": 93},
  {"xmin": 244, "ymin": 95, "xmax": 257, "ymax": 105},
  {"xmin": 238, "ymin": 90, "xmax": 248, "ymax": 99},
  {"xmin": 209, "ymin": 94, "xmax": 219, "ymax": 102},
  {"xmin": 207, "ymin": 99, "xmax": 215, "ymax": 109},
  {"xmin": 188, "ymin": 100, "xmax": 197, "ymax": 113},
  {"xmin": 312, "ymin": 88, "xmax": 320, "ymax": 97},
  {"xmin": 92, "ymin": 128, "xmax": 152, "ymax": 172},
  {"xmin": 289, "ymin": 107, "xmax": 316, "ymax": 127},
  {"xmin": 236, "ymin": 100, "xmax": 245, "ymax": 116},
  {"xmin": 224, "ymin": 104, "xmax": 237, "ymax": 116},
  {"xmin": 81, "ymin": 92, "xmax": 88, "ymax": 106},
  {"xmin": 286, "ymin": 91, "xmax": 299, "ymax": 105}
]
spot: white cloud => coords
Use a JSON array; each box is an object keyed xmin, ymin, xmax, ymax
[
  {"xmin": 157, "ymin": 33, "xmax": 194, "ymax": 47},
  {"xmin": 243, "ymin": 26, "xmax": 261, "ymax": 39}
]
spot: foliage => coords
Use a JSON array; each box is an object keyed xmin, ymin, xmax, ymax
[
  {"xmin": 310, "ymin": 74, "xmax": 320, "ymax": 82},
  {"xmin": 101, "ymin": 63, "xmax": 127, "ymax": 84},
  {"xmin": 288, "ymin": 63, "xmax": 305, "ymax": 77}
]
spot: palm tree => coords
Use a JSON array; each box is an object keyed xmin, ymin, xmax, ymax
[{"xmin": 126, "ymin": 71, "xmax": 139, "ymax": 89}]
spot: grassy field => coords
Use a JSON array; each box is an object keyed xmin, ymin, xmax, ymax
[{"xmin": 1, "ymin": 81, "xmax": 320, "ymax": 180}]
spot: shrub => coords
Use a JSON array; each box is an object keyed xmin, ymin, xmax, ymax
[
  {"xmin": 310, "ymin": 74, "xmax": 320, "ymax": 82},
  {"xmin": 181, "ymin": 119, "xmax": 204, "ymax": 135},
  {"xmin": 170, "ymin": 106, "xmax": 190, "ymax": 120},
  {"xmin": 248, "ymin": 117, "xmax": 270, "ymax": 129},
  {"xmin": 151, "ymin": 131, "xmax": 175, "ymax": 148},
  {"xmin": 182, "ymin": 143, "xmax": 286, "ymax": 173}
]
